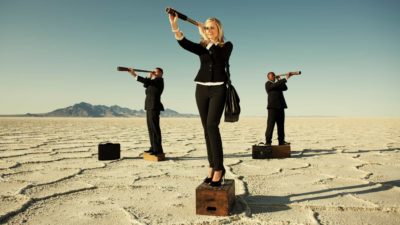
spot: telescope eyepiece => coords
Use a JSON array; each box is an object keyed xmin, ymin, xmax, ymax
[
  {"xmin": 165, "ymin": 7, "xmax": 175, "ymax": 14},
  {"xmin": 165, "ymin": 7, "xmax": 189, "ymax": 21}
]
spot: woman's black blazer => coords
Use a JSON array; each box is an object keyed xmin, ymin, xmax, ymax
[{"xmin": 178, "ymin": 37, "xmax": 233, "ymax": 83}]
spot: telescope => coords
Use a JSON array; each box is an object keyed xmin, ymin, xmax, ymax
[
  {"xmin": 275, "ymin": 71, "xmax": 302, "ymax": 77},
  {"xmin": 117, "ymin": 67, "xmax": 153, "ymax": 73},
  {"xmin": 165, "ymin": 7, "xmax": 198, "ymax": 26}
]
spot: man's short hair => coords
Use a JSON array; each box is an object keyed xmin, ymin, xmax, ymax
[
  {"xmin": 156, "ymin": 67, "xmax": 163, "ymax": 75},
  {"xmin": 267, "ymin": 72, "xmax": 275, "ymax": 77}
]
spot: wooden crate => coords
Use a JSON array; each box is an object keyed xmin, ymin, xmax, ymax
[
  {"xmin": 196, "ymin": 179, "xmax": 235, "ymax": 216},
  {"xmin": 271, "ymin": 145, "xmax": 291, "ymax": 158},
  {"xmin": 143, "ymin": 152, "xmax": 165, "ymax": 162}
]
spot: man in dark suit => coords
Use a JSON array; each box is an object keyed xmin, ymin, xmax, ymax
[
  {"xmin": 265, "ymin": 72, "xmax": 294, "ymax": 145},
  {"xmin": 129, "ymin": 67, "xmax": 165, "ymax": 155}
]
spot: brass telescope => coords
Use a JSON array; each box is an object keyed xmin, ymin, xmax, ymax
[
  {"xmin": 275, "ymin": 71, "xmax": 302, "ymax": 77},
  {"xmin": 165, "ymin": 7, "xmax": 198, "ymax": 26},
  {"xmin": 117, "ymin": 67, "xmax": 153, "ymax": 73}
]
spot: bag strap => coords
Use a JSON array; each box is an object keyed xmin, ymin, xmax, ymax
[{"xmin": 226, "ymin": 61, "xmax": 232, "ymax": 85}]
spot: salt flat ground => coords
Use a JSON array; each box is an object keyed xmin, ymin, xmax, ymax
[{"xmin": 0, "ymin": 117, "xmax": 399, "ymax": 225}]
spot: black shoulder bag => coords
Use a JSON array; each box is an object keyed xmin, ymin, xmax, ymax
[{"xmin": 224, "ymin": 62, "xmax": 240, "ymax": 122}]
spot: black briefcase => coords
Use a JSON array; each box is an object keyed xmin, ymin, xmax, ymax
[
  {"xmin": 98, "ymin": 142, "xmax": 120, "ymax": 160},
  {"xmin": 252, "ymin": 143, "xmax": 272, "ymax": 159}
]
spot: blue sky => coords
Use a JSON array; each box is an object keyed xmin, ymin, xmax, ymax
[{"xmin": 0, "ymin": 0, "xmax": 399, "ymax": 116}]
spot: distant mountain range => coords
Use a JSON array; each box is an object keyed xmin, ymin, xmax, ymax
[{"xmin": 16, "ymin": 102, "xmax": 197, "ymax": 117}]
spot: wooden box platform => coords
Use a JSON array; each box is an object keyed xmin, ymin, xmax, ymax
[
  {"xmin": 252, "ymin": 144, "xmax": 291, "ymax": 159},
  {"xmin": 143, "ymin": 152, "xmax": 165, "ymax": 162},
  {"xmin": 196, "ymin": 179, "xmax": 235, "ymax": 216},
  {"xmin": 272, "ymin": 145, "xmax": 291, "ymax": 158}
]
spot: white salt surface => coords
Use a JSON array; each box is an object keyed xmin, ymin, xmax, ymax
[{"xmin": 0, "ymin": 117, "xmax": 399, "ymax": 224}]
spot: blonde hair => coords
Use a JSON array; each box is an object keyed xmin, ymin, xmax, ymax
[{"xmin": 200, "ymin": 17, "xmax": 225, "ymax": 47}]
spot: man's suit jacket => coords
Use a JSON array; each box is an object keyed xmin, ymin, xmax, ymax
[
  {"xmin": 177, "ymin": 37, "xmax": 233, "ymax": 83},
  {"xmin": 137, "ymin": 76, "xmax": 164, "ymax": 111},
  {"xmin": 265, "ymin": 79, "xmax": 288, "ymax": 109}
]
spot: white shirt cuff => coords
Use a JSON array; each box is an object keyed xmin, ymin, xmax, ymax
[{"xmin": 176, "ymin": 34, "xmax": 184, "ymax": 41}]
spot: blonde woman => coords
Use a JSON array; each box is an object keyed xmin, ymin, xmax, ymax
[{"xmin": 168, "ymin": 13, "xmax": 233, "ymax": 187}]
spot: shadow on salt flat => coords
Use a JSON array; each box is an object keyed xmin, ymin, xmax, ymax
[{"xmin": 243, "ymin": 179, "xmax": 400, "ymax": 215}]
